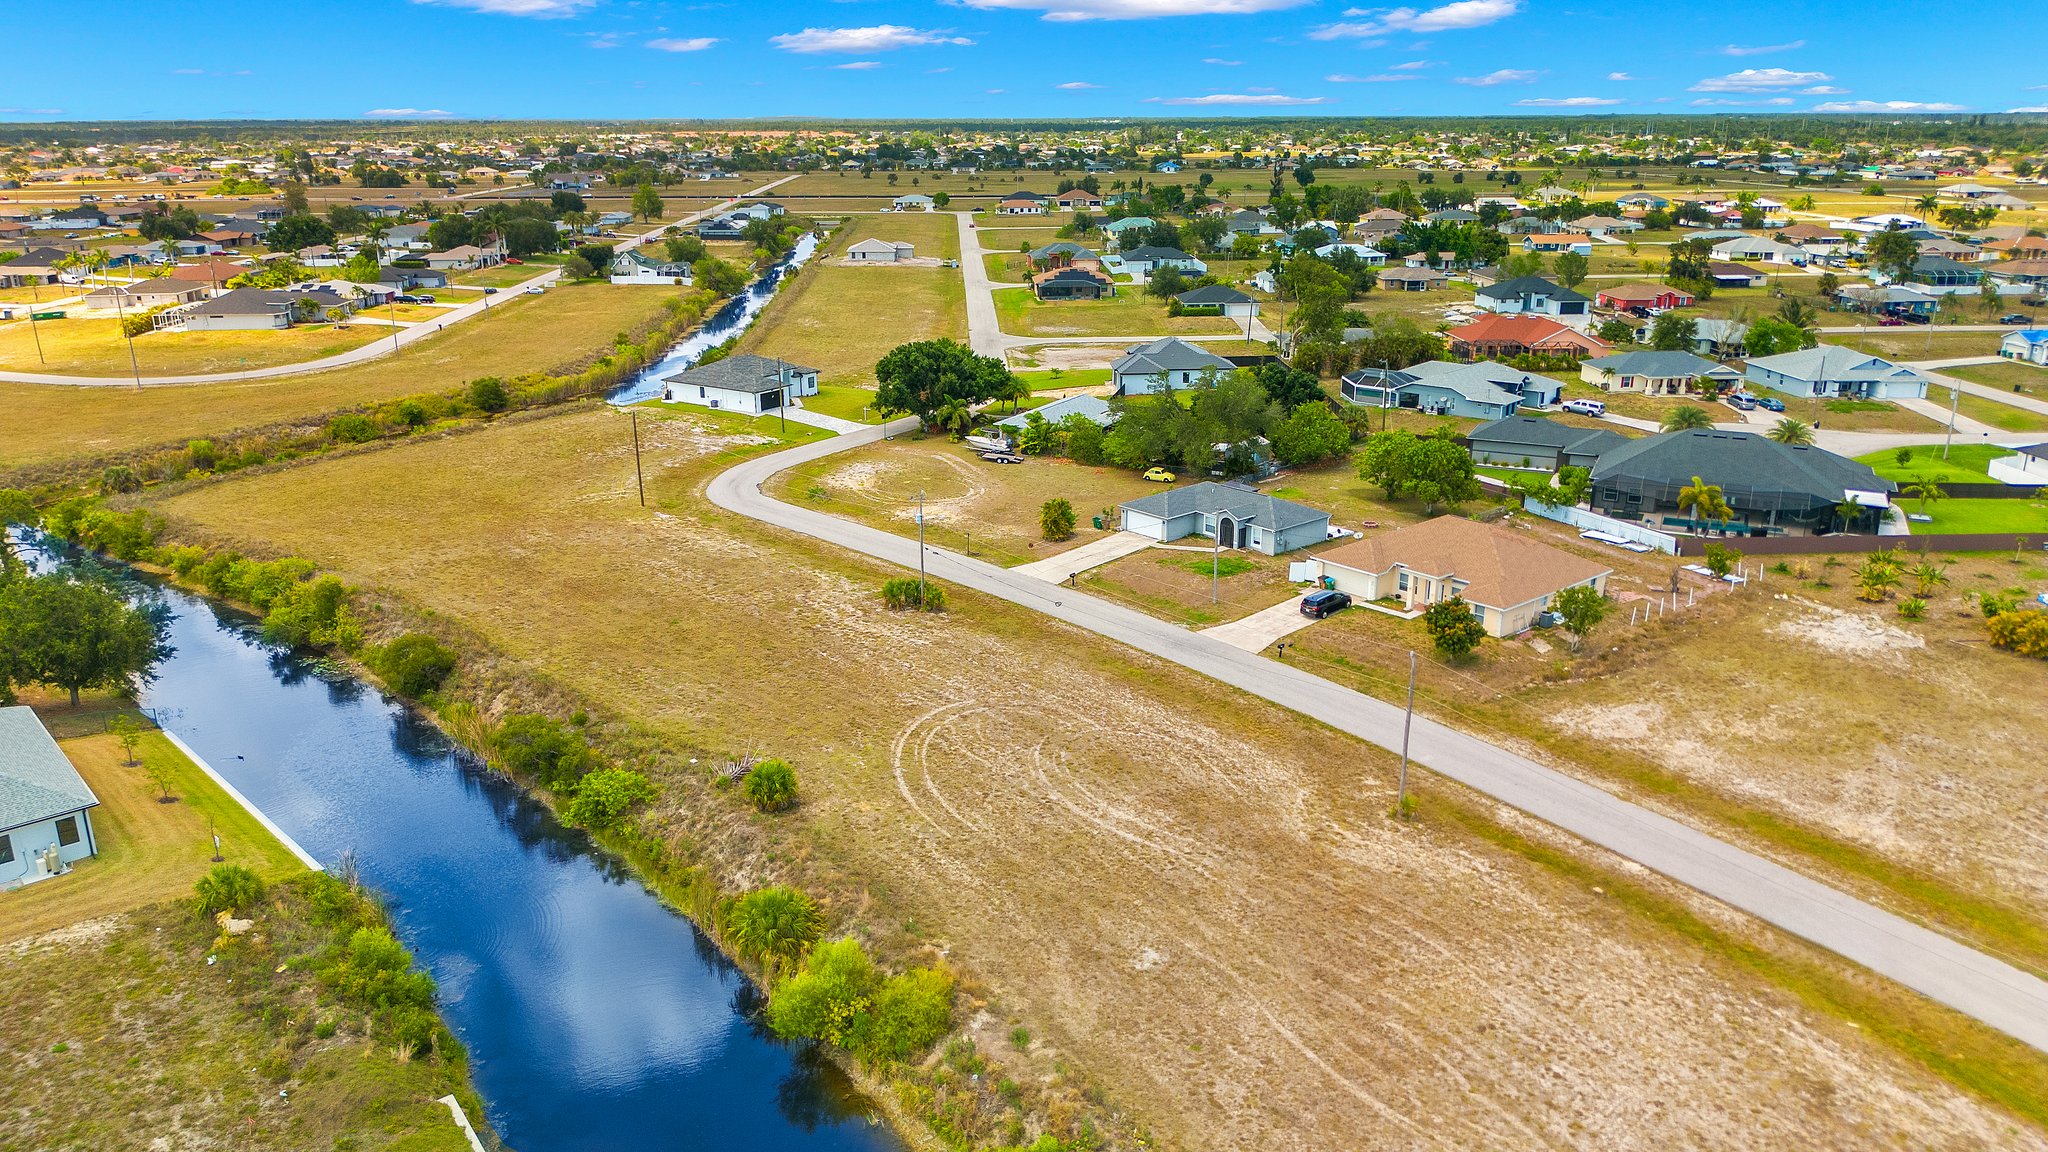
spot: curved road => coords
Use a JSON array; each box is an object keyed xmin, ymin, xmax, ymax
[
  {"xmin": 0, "ymin": 175, "xmax": 799, "ymax": 388},
  {"xmin": 709, "ymin": 417, "xmax": 2048, "ymax": 1055}
]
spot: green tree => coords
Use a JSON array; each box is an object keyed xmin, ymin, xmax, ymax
[
  {"xmin": 726, "ymin": 886, "xmax": 825, "ymax": 971},
  {"xmin": 1744, "ymin": 316, "xmax": 1813, "ymax": 358},
  {"xmin": 1040, "ymin": 497, "xmax": 1077, "ymax": 541},
  {"xmin": 695, "ymin": 255, "xmax": 750, "ymax": 296},
  {"xmin": 565, "ymin": 766, "xmax": 657, "ymax": 830},
  {"xmin": 367, "ymin": 633, "xmax": 456, "ymax": 697},
  {"xmin": 1677, "ymin": 475, "xmax": 1732, "ymax": 532},
  {"xmin": 1648, "ymin": 312, "xmax": 1698, "ymax": 352},
  {"xmin": 1061, "ymin": 415, "xmax": 1106, "ymax": 464},
  {"xmin": 1865, "ymin": 229, "xmax": 1920, "ymax": 284},
  {"xmin": 743, "ymin": 758, "xmax": 799, "ymax": 812},
  {"xmin": 874, "ymin": 339, "xmax": 1015, "ymax": 426},
  {"xmin": 1552, "ymin": 250, "xmax": 1589, "ymax": 290},
  {"xmin": 1356, "ymin": 428, "xmax": 1478, "ymax": 510},
  {"xmin": 664, "ymin": 234, "xmax": 708, "ymax": 265},
  {"xmin": 1660, "ymin": 405, "xmax": 1715, "ymax": 432},
  {"xmin": 193, "ymin": 863, "xmax": 266, "ymax": 917},
  {"xmin": 108, "ymin": 714, "xmax": 145, "ymax": 765},
  {"xmin": 632, "ymin": 183, "xmax": 665, "ymax": 223},
  {"xmin": 1269, "ymin": 402, "xmax": 1351, "ymax": 467},
  {"xmin": 1901, "ymin": 474, "xmax": 1948, "ymax": 515},
  {"xmin": 0, "ymin": 573, "xmax": 170, "ymax": 706},
  {"xmin": 266, "ymin": 213, "xmax": 335, "ymax": 252},
  {"xmin": 1550, "ymin": 584, "xmax": 1609, "ymax": 653},
  {"xmin": 468, "ymin": 377, "xmax": 509, "ymax": 413},
  {"xmin": 1764, "ymin": 417, "xmax": 1814, "ymax": 445},
  {"xmin": 1422, "ymin": 596, "xmax": 1487, "ymax": 659}
]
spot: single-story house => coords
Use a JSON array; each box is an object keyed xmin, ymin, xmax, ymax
[
  {"xmin": 80, "ymin": 278, "xmax": 211, "ymax": 312},
  {"xmin": 2000, "ymin": 330, "xmax": 2048, "ymax": 366},
  {"xmin": 1110, "ymin": 336, "xmax": 1236, "ymax": 395},
  {"xmin": 174, "ymin": 287, "xmax": 299, "ymax": 331},
  {"xmin": 1595, "ymin": 283, "xmax": 1695, "ymax": 313},
  {"xmin": 1311, "ymin": 516, "xmax": 1612, "ymax": 638},
  {"xmin": 1028, "ymin": 241, "xmax": 1098, "ymax": 270},
  {"xmin": 1314, "ymin": 242, "xmax": 1387, "ymax": 264},
  {"xmin": 424, "ymin": 245, "xmax": 500, "ymax": 271},
  {"xmin": 0, "ymin": 247, "xmax": 68, "ymax": 287},
  {"xmin": 1565, "ymin": 214, "xmax": 1642, "ymax": 236},
  {"xmin": 1906, "ymin": 254, "xmax": 2002, "ymax": 294},
  {"xmin": 1745, "ymin": 345, "xmax": 1932, "ymax": 401},
  {"xmin": 847, "ymin": 238, "xmax": 916, "ymax": 263},
  {"xmin": 696, "ymin": 213, "xmax": 749, "ymax": 240},
  {"xmin": 659, "ymin": 353, "xmax": 819, "ymax": 416},
  {"xmin": 1836, "ymin": 283, "xmax": 1941, "ymax": 318},
  {"xmin": 1378, "ymin": 266, "xmax": 1449, "ymax": 291},
  {"xmin": 1989, "ymin": 443, "xmax": 2048, "ymax": 486},
  {"xmin": 1992, "ymin": 259, "xmax": 2048, "ymax": 289},
  {"xmin": 1102, "ymin": 216, "xmax": 1159, "ymax": 245},
  {"xmin": 997, "ymin": 192, "xmax": 1050, "ymax": 216},
  {"xmin": 1474, "ymin": 275, "xmax": 1592, "ymax": 327},
  {"xmin": 1446, "ymin": 313, "xmax": 1611, "ymax": 362},
  {"xmin": 1706, "ymin": 261, "xmax": 1768, "ymax": 288},
  {"xmin": 740, "ymin": 202, "xmax": 786, "ymax": 220},
  {"xmin": 1465, "ymin": 415, "xmax": 1630, "ymax": 472},
  {"xmin": 995, "ymin": 392, "xmax": 1114, "ymax": 434},
  {"xmin": 383, "ymin": 223, "xmax": 432, "ymax": 251},
  {"xmin": 1175, "ymin": 285, "xmax": 1258, "ymax": 320},
  {"xmin": 1579, "ymin": 350, "xmax": 1739, "ymax": 396},
  {"xmin": 611, "ymin": 248, "xmax": 693, "ymax": 285},
  {"xmin": 1339, "ymin": 360, "xmax": 1553, "ymax": 419},
  {"xmin": 1118, "ymin": 481, "xmax": 1331, "ymax": 556},
  {"xmin": 891, "ymin": 194, "xmax": 935, "ymax": 212},
  {"xmin": 1709, "ymin": 236, "xmax": 1811, "ymax": 266},
  {"xmin": 1034, "ymin": 263, "xmax": 1116, "ymax": 300},
  {"xmin": 1522, "ymin": 234, "xmax": 1594, "ymax": 257},
  {"xmin": 0, "ymin": 705, "xmax": 100, "ymax": 889},
  {"xmin": 1615, "ymin": 193, "xmax": 1670, "ymax": 210},
  {"xmin": 1684, "ymin": 318, "xmax": 1751, "ymax": 359},
  {"xmin": 1776, "ymin": 223, "xmax": 1848, "ymax": 249},
  {"xmin": 1054, "ymin": 188, "xmax": 1105, "ymax": 211},
  {"xmin": 1112, "ymin": 246, "xmax": 1206, "ymax": 276},
  {"xmin": 378, "ymin": 266, "xmax": 449, "ymax": 291},
  {"xmin": 1590, "ymin": 429, "xmax": 1895, "ymax": 535}
]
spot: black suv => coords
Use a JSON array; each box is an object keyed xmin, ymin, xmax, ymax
[{"xmin": 1300, "ymin": 590, "xmax": 1352, "ymax": 619}]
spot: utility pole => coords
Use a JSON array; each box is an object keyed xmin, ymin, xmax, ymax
[
  {"xmin": 630, "ymin": 409, "xmax": 646, "ymax": 507},
  {"xmin": 23, "ymin": 278, "xmax": 46, "ymax": 364},
  {"xmin": 1211, "ymin": 522, "xmax": 1220, "ymax": 604},
  {"xmin": 112, "ymin": 290, "xmax": 143, "ymax": 390},
  {"xmin": 1942, "ymin": 381, "xmax": 1959, "ymax": 461},
  {"xmin": 1396, "ymin": 651, "xmax": 1417, "ymax": 819},
  {"xmin": 916, "ymin": 489, "xmax": 928, "ymax": 603}
]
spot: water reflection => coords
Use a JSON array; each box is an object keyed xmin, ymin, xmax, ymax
[{"xmin": 608, "ymin": 231, "xmax": 822, "ymax": 405}]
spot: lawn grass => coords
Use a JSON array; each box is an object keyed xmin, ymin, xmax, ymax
[
  {"xmin": 993, "ymin": 285, "xmax": 1238, "ymax": 338},
  {"xmin": 803, "ymin": 382, "xmax": 885, "ymax": 424},
  {"xmin": 446, "ymin": 260, "xmax": 557, "ymax": 289},
  {"xmin": 1, "ymin": 717, "xmax": 308, "ymax": 945},
  {"xmin": 1017, "ymin": 367, "xmax": 1112, "ymax": 392},
  {"xmin": 738, "ymin": 225, "xmax": 965, "ymax": 388},
  {"xmin": 1854, "ymin": 443, "xmax": 2009, "ymax": 485},
  {"xmin": 0, "ymin": 316, "xmax": 386, "ymax": 377},
  {"xmin": 1950, "ymin": 388, "xmax": 2048, "ymax": 432},
  {"xmin": 1906, "ymin": 495, "xmax": 2048, "ymax": 534},
  {"xmin": 1559, "ymin": 379, "xmax": 1720, "ymax": 425},
  {"xmin": 0, "ymin": 281, "xmax": 689, "ymax": 478},
  {"xmin": 1832, "ymin": 329, "xmax": 2007, "ymax": 361},
  {"xmin": 1768, "ymin": 393, "xmax": 1941, "ymax": 433},
  {"xmin": 1948, "ymin": 360, "xmax": 2048, "ymax": 393}
]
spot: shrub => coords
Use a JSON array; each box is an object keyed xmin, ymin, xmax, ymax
[
  {"xmin": 767, "ymin": 938, "xmax": 876, "ymax": 1045},
  {"xmin": 858, "ymin": 966, "xmax": 955, "ymax": 1062},
  {"xmin": 1040, "ymin": 497, "xmax": 1076, "ymax": 542},
  {"xmin": 186, "ymin": 439, "xmax": 221, "ymax": 471},
  {"xmin": 194, "ymin": 863, "xmax": 266, "ymax": 917},
  {"xmin": 1701, "ymin": 542, "xmax": 1741, "ymax": 579},
  {"xmin": 326, "ymin": 413, "xmax": 381, "ymax": 443},
  {"xmin": 262, "ymin": 575, "xmax": 351, "ymax": 649},
  {"xmin": 368, "ymin": 633, "xmax": 457, "ymax": 697},
  {"xmin": 99, "ymin": 465, "xmax": 142, "ymax": 495},
  {"xmin": 494, "ymin": 713, "xmax": 593, "ymax": 792},
  {"xmin": 743, "ymin": 757, "xmax": 799, "ymax": 812},
  {"xmin": 468, "ymin": 377, "xmax": 509, "ymax": 413},
  {"xmin": 564, "ymin": 766, "xmax": 657, "ymax": 830},
  {"xmin": 391, "ymin": 399, "xmax": 429, "ymax": 428},
  {"xmin": 882, "ymin": 578, "xmax": 945, "ymax": 612},
  {"xmin": 1988, "ymin": 610, "xmax": 2048, "ymax": 658},
  {"xmin": 726, "ymin": 886, "xmax": 825, "ymax": 968},
  {"xmin": 1422, "ymin": 596, "xmax": 1487, "ymax": 659},
  {"xmin": 1898, "ymin": 597, "xmax": 1928, "ymax": 620}
]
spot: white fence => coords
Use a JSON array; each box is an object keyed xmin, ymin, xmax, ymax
[{"xmin": 1520, "ymin": 498, "xmax": 1680, "ymax": 555}]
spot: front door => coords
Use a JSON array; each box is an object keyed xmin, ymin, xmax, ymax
[{"xmin": 1217, "ymin": 516, "xmax": 1237, "ymax": 548}]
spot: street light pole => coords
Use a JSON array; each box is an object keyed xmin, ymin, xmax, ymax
[
  {"xmin": 630, "ymin": 409, "xmax": 646, "ymax": 507},
  {"xmin": 1396, "ymin": 651, "xmax": 1417, "ymax": 819},
  {"xmin": 24, "ymin": 278, "xmax": 46, "ymax": 365}
]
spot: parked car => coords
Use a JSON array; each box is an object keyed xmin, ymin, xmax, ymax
[
  {"xmin": 1757, "ymin": 396, "xmax": 1785, "ymax": 412},
  {"xmin": 1727, "ymin": 393, "xmax": 1758, "ymax": 410},
  {"xmin": 482, "ymin": 287, "xmax": 498, "ymax": 294},
  {"xmin": 1560, "ymin": 398, "xmax": 1606, "ymax": 417},
  {"xmin": 2000, "ymin": 313, "xmax": 2034, "ymax": 325},
  {"xmin": 525, "ymin": 285, "xmax": 544, "ymax": 294},
  {"xmin": 414, "ymin": 294, "xmax": 435, "ymax": 304},
  {"xmin": 504, "ymin": 258, "xmax": 524, "ymax": 265},
  {"xmin": 1142, "ymin": 467, "xmax": 1176, "ymax": 483},
  {"xmin": 1300, "ymin": 590, "xmax": 1352, "ymax": 619},
  {"xmin": 1900, "ymin": 312, "xmax": 1929, "ymax": 324},
  {"xmin": 1877, "ymin": 314, "xmax": 1904, "ymax": 326}
]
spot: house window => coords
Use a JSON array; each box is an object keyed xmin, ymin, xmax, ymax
[
  {"xmin": 699, "ymin": 386, "xmax": 707, "ymax": 398},
  {"xmin": 0, "ymin": 833, "xmax": 11, "ymax": 865},
  {"xmin": 1470, "ymin": 603, "xmax": 1485, "ymax": 620},
  {"xmin": 1397, "ymin": 572, "xmax": 1409, "ymax": 592},
  {"xmin": 1180, "ymin": 372, "xmax": 1190, "ymax": 384},
  {"xmin": 56, "ymin": 816, "xmax": 79, "ymax": 847}
]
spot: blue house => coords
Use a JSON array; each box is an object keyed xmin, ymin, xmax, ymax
[
  {"xmin": 1744, "ymin": 345, "xmax": 1931, "ymax": 401},
  {"xmin": 0, "ymin": 706, "xmax": 99, "ymax": 889},
  {"xmin": 1339, "ymin": 360, "xmax": 1555, "ymax": 419}
]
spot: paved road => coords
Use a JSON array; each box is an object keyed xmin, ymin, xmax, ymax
[
  {"xmin": 708, "ymin": 417, "xmax": 2048, "ymax": 1055},
  {"xmin": 0, "ymin": 175, "xmax": 800, "ymax": 388}
]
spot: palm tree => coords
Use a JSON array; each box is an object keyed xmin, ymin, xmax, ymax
[
  {"xmin": 1913, "ymin": 193, "xmax": 1939, "ymax": 215},
  {"xmin": 1677, "ymin": 475, "xmax": 1732, "ymax": 534},
  {"xmin": 932, "ymin": 398, "xmax": 973, "ymax": 439},
  {"xmin": 724, "ymin": 886, "xmax": 824, "ymax": 978},
  {"xmin": 995, "ymin": 373, "xmax": 1031, "ymax": 413},
  {"xmin": 1901, "ymin": 473, "xmax": 1948, "ymax": 516},
  {"xmin": 1910, "ymin": 560, "xmax": 1951, "ymax": 598},
  {"xmin": 1832, "ymin": 496, "xmax": 1864, "ymax": 535},
  {"xmin": 1765, "ymin": 417, "xmax": 1815, "ymax": 445},
  {"xmin": 1854, "ymin": 552, "xmax": 1902, "ymax": 602},
  {"xmin": 1775, "ymin": 295, "xmax": 1819, "ymax": 333},
  {"xmin": 1661, "ymin": 404, "xmax": 1715, "ymax": 432}
]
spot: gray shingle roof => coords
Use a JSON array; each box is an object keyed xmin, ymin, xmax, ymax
[
  {"xmin": 1120, "ymin": 481, "xmax": 1330, "ymax": 533},
  {"xmin": 1592, "ymin": 429, "xmax": 1895, "ymax": 508},
  {"xmin": 662, "ymin": 353, "xmax": 817, "ymax": 395},
  {"xmin": 1112, "ymin": 336, "xmax": 1235, "ymax": 378},
  {"xmin": 1175, "ymin": 285, "xmax": 1252, "ymax": 305},
  {"xmin": 996, "ymin": 393, "xmax": 1113, "ymax": 430},
  {"xmin": 1582, "ymin": 351, "xmax": 1731, "ymax": 379},
  {"xmin": 0, "ymin": 706, "xmax": 98, "ymax": 833},
  {"xmin": 1745, "ymin": 345, "xmax": 1931, "ymax": 389},
  {"xmin": 1473, "ymin": 275, "xmax": 1589, "ymax": 305},
  {"xmin": 1467, "ymin": 415, "xmax": 1629, "ymax": 458}
]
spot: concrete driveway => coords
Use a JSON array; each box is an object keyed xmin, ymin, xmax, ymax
[
  {"xmin": 1011, "ymin": 530, "xmax": 1153, "ymax": 582},
  {"xmin": 1200, "ymin": 594, "xmax": 1316, "ymax": 652}
]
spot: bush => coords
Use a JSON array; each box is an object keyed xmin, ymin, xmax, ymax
[
  {"xmin": 859, "ymin": 966, "xmax": 955, "ymax": 1062},
  {"xmin": 1898, "ymin": 597, "xmax": 1928, "ymax": 621},
  {"xmin": 1040, "ymin": 497, "xmax": 1076, "ymax": 542},
  {"xmin": 326, "ymin": 413, "xmax": 381, "ymax": 443},
  {"xmin": 194, "ymin": 863, "xmax": 266, "ymax": 917},
  {"xmin": 1988, "ymin": 610, "xmax": 2048, "ymax": 658},
  {"xmin": 881, "ymin": 578, "xmax": 945, "ymax": 612},
  {"xmin": 391, "ymin": 398, "xmax": 429, "ymax": 428},
  {"xmin": 494, "ymin": 713, "xmax": 593, "ymax": 792},
  {"xmin": 185, "ymin": 439, "xmax": 221, "ymax": 471},
  {"xmin": 99, "ymin": 465, "xmax": 142, "ymax": 495},
  {"xmin": 743, "ymin": 757, "xmax": 799, "ymax": 811},
  {"xmin": 564, "ymin": 766, "xmax": 657, "ymax": 831},
  {"xmin": 1422, "ymin": 596, "xmax": 1487, "ymax": 659},
  {"xmin": 726, "ymin": 886, "xmax": 824, "ymax": 967},
  {"xmin": 368, "ymin": 633, "xmax": 457, "ymax": 697},
  {"xmin": 262, "ymin": 575, "xmax": 353, "ymax": 649},
  {"xmin": 468, "ymin": 377, "xmax": 509, "ymax": 413}
]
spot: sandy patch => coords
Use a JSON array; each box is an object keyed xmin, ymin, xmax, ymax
[{"xmin": 1769, "ymin": 598, "xmax": 1926, "ymax": 662}]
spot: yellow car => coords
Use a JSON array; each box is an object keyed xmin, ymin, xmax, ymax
[{"xmin": 1143, "ymin": 467, "xmax": 1176, "ymax": 483}]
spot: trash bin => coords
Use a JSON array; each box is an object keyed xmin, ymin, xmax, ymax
[
  {"xmin": 1322, "ymin": 576, "xmax": 1335, "ymax": 591},
  {"xmin": 1092, "ymin": 516, "xmax": 1104, "ymax": 530}
]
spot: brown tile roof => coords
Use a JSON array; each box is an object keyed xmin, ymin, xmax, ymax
[
  {"xmin": 1595, "ymin": 282, "xmax": 1693, "ymax": 304},
  {"xmin": 1318, "ymin": 516, "xmax": 1611, "ymax": 610},
  {"xmin": 1446, "ymin": 313, "xmax": 1610, "ymax": 355}
]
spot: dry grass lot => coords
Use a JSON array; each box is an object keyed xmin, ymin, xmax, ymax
[
  {"xmin": 2, "ymin": 719, "xmax": 307, "ymax": 944},
  {"xmin": 738, "ymin": 218, "xmax": 965, "ymax": 387},
  {"xmin": 1949, "ymin": 360, "xmax": 2048, "ymax": 393},
  {"xmin": 1834, "ymin": 329, "xmax": 2007, "ymax": 361},
  {"xmin": 994, "ymin": 286, "xmax": 1239, "ymax": 338},
  {"xmin": 0, "ymin": 316, "xmax": 385, "ymax": 378},
  {"xmin": 0, "ymin": 281, "xmax": 688, "ymax": 478},
  {"xmin": 143, "ymin": 406, "xmax": 2048, "ymax": 1148}
]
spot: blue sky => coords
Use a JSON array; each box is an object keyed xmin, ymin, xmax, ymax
[{"xmin": 3, "ymin": 0, "xmax": 2042, "ymax": 122}]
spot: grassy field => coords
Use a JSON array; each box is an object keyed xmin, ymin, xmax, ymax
[
  {"xmin": 132, "ymin": 403, "xmax": 2048, "ymax": 1148},
  {"xmin": 446, "ymin": 259, "xmax": 560, "ymax": 288},
  {"xmin": 2, "ymin": 884, "xmax": 482, "ymax": 1152},
  {"xmin": 802, "ymin": 383, "xmax": 887, "ymax": 424},
  {"xmin": 1083, "ymin": 546, "xmax": 1299, "ymax": 627},
  {"xmin": 1951, "ymin": 388, "xmax": 2048, "ymax": 432},
  {"xmin": 1559, "ymin": 378, "xmax": 1721, "ymax": 425},
  {"xmin": 738, "ymin": 219, "xmax": 965, "ymax": 388},
  {"xmin": 1949, "ymin": 360, "xmax": 2048, "ymax": 393},
  {"xmin": 1017, "ymin": 367, "xmax": 1111, "ymax": 391},
  {"xmin": 993, "ymin": 285, "xmax": 1239, "ymax": 338},
  {"xmin": 1760, "ymin": 394, "xmax": 1940, "ymax": 433},
  {"xmin": 0, "ymin": 316, "xmax": 386, "ymax": 377},
  {"xmin": 1832, "ymin": 329, "xmax": 2007, "ymax": 361},
  {"xmin": 1855, "ymin": 443, "xmax": 2010, "ymax": 485},
  {"xmin": 0, "ymin": 281, "xmax": 689, "ymax": 478},
  {"xmin": 2, "ymin": 718, "xmax": 308, "ymax": 944},
  {"xmin": 1906, "ymin": 495, "xmax": 2048, "ymax": 534},
  {"xmin": 829, "ymin": 211, "xmax": 961, "ymax": 262}
]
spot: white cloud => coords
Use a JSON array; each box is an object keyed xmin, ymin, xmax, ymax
[
  {"xmin": 1607, "ymin": 71, "xmax": 1632, "ymax": 81},
  {"xmin": 1311, "ymin": 0, "xmax": 1518, "ymax": 40},
  {"xmin": 957, "ymin": 0, "xmax": 1309, "ymax": 20},
  {"xmin": 1455, "ymin": 68, "xmax": 1539, "ymax": 86},
  {"xmin": 1689, "ymin": 97, "xmax": 1794, "ymax": 107},
  {"xmin": 410, "ymin": 0, "xmax": 592, "ymax": 16},
  {"xmin": 770, "ymin": 25, "xmax": 973, "ymax": 53},
  {"xmin": 1326, "ymin": 73, "xmax": 1419, "ymax": 83},
  {"xmin": 647, "ymin": 37, "xmax": 718, "ymax": 52},
  {"xmin": 367, "ymin": 108, "xmax": 456, "ymax": 117},
  {"xmin": 1721, "ymin": 39, "xmax": 1804, "ymax": 55},
  {"xmin": 1800, "ymin": 86, "xmax": 1847, "ymax": 94},
  {"xmin": 1811, "ymin": 99, "xmax": 1966, "ymax": 113},
  {"xmin": 1514, "ymin": 96, "xmax": 1622, "ymax": 106},
  {"xmin": 1147, "ymin": 92, "xmax": 1332, "ymax": 105},
  {"xmin": 2007, "ymin": 106, "xmax": 2048, "ymax": 113},
  {"xmin": 832, "ymin": 60, "xmax": 884, "ymax": 69},
  {"xmin": 1203, "ymin": 57, "xmax": 1243, "ymax": 65},
  {"xmin": 1391, "ymin": 59, "xmax": 1436, "ymax": 69},
  {"xmin": 927, "ymin": 67, "xmax": 955, "ymax": 73},
  {"xmin": 173, "ymin": 68, "xmax": 205, "ymax": 74},
  {"xmin": 1689, "ymin": 67, "xmax": 1832, "ymax": 93},
  {"xmin": 1055, "ymin": 81, "xmax": 1101, "ymax": 89}
]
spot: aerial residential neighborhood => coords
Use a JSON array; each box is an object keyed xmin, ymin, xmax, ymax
[{"xmin": 4, "ymin": 7, "xmax": 2048, "ymax": 1150}]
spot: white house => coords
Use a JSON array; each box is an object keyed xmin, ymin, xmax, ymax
[
  {"xmin": 1744, "ymin": 345, "xmax": 1932, "ymax": 401},
  {"xmin": 2000, "ymin": 329, "xmax": 2048, "ymax": 366},
  {"xmin": 1108, "ymin": 246, "xmax": 1206, "ymax": 277},
  {"xmin": 891, "ymin": 194, "xmax": 935, "ymax": 212},
  {"xmin": 1109, "ymin": 336, "xmax": 1236, "ymax": 396},
  {"xmin": 1310, "ymin": 516, "xmax": 1611, "ymax": 639},
  {"xmin": 1989, "ymin": 443, "xmax": 2048, "ymax": 486},
  {"xmin": 1118, "ymin": 482, "xmax": 1330, "ymax": 555},
  {"xmin": 1175, "ymin": 285, "xmax": 1259, "ymax": 321},
  {"xmin": 660, "ymin": 353, "xmax": 819, "ymax": 416},
  {"xmin": 1314, "ymin": 242, "xmax": 1387, "ymax": 265},
  {"xmin": 1710, "ymin": 236, "xmax": 1812, "ymax": 267},
  {"xmin": 0, "ymin": 706, "xmax": 99, "ymax": 889},
  {"xmin": 846, "ymin": 238, "xmax": 916, "ymax": 263},
  {"xmin": 424, "ymin": 244, "xmax": 500, "ymax": 271},
  {"xmin": 611, "ymin": 249, "xmax": 693, "ymax": 285}
]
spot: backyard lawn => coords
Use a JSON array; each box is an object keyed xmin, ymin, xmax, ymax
[
  {"xmin": 1854, "ymin": 443, "xmax": 2010, "ymax": 485},
  {"xmin": 993, "ymin": 286, "xmax": 1240, "ymax": 338},
  {"xmin": 803, "ymin": 383, "xmax": 886, "ymax": 424},
  {"xmin": 446, "ymin": 258, "xmax": 562, "ymax": 288},
  {"xmin": 1832, "ymin": 329, "xmax": 2006, "ymax": 361},
  {"xmin": 1906, "ymin": 496, "xmax": 2048, "ymax": 534},
  {"xmin": 1017, "ymin": 367, "xmax": 1112, "ymax": 392},
  {"xmin": 0, "ymin": 316, "xmax": 384, "ymax": 377}
]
